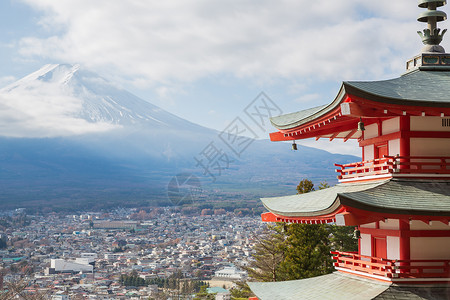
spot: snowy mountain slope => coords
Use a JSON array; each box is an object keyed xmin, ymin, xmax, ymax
[
  {"xmin": 0, "ymin": 64, "xmax": 359, "ymax": 210},
  {"xmin": 0, "ymin": 64, "xmax": 208, "ymax": 137}
]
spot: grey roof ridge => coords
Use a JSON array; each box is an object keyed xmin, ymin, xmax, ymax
[
  {"xmin": 270, "ymin": 69, "xmax": 450, "ymax": 131},
  {"xmin": 247, "ymin": 271, "xmax": 391, "ymax": 300},
  {"xmin": 344, "ymin": 69, "xmax": 450, "ymax": 107},
  {"xmin": 338, "ymin": 179, "xmax": 450, "ymax": 216},
  {"xmin": 270, "ymin": 85, "xmax": 347, "ymax": 130},
  {"xmin": 261, "ymin": 180, "xmax": 390, "ymax": 218}
]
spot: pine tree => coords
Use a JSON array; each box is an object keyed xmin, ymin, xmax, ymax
[
  {"xmin": 296, "ymin": 178, "xmax": 315, "ymax": 194},
  {"xmin": 246, "ymin": 178, "xmax": 352, "ymax": 283},
  {"xmin": 245, "ymin": 224, "xmax": 286, "ymax": 282},
  {"xmin": 329, "ymin": 225, "xmax": 358, "ymax": 252},
  {"xmin": 279, "ymin": 223, "xmax": 333, "ymax": 280}
]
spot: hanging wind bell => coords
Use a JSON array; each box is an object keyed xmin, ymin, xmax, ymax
[{"xmin": 357, "ymin": 117, "xmax": 365, "ymax": 131}]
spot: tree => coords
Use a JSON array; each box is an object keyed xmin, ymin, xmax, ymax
[
  {"xmin": 193, "ymin": 285, "xmax": 214, "ymax": 300},
  {"xmin": 0, "ymin": 278, "xmax": 48, "ymax": 300},
  {"xmin": 329, "ymin": 226, "xmax": 358, "ymax": 252},
  {"xmin": 296, "ymin": 179, "xmax": 315, "ymax": 194},
  {"xmin": 245, "ymin": 224, "xmax": 286, "ymax": 282},
  {"xmin": 279, "ymin": 223, "xmax": 333, "ymax": 280},
  {"xmin": 247, "ymin": 178, "xmax": 351, "ymax": 282},
  {"xmin": 230, "ymin": 281, "xmax": 255, "ymax": 299}
]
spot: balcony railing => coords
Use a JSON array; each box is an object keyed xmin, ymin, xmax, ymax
[
  {"xmin": 331, "ymin": 251, "xmax": 450, "ymax": 279},
  {"xmin": 335, "ymin": 156, "xmax": 450, "ymax": 180}
]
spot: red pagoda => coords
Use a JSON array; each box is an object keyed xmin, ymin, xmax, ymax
[{"xmin": 249, "ymin": 1, "xmax": 450, "ymax": 299}]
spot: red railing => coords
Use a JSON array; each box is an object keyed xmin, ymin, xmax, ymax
[
  {"xmin": 335, "ymin": 156, "xmax": 450, "ymax": 180},
  {"xmin": 331, "ymin": 251, "xmax": 395, "ymax": 278},
  {"xmin": 331, "ymin": 251, "xmax": 450, "ymax": 279}
]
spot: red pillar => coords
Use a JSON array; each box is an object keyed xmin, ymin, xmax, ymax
[
  {"xmin": 399, "ymin": 117, "xmax": 410, "ymax": 270},
  {"xmin": 399, "ymin": 116, "xmax": 410, "ymax": 169},
  {"xmin": 399, "ymin": 219, "xmax": 410, "ymax": 273}
]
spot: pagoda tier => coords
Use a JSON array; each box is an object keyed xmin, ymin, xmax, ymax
[
  {"xmin": 270, "ymin": 63, "xmax": 450, "ymax": 146},
  {"xmin": 257, "ymin": 61, "xmax": 450, "ymax": 285},
  {"xmin": 261, "ymin": 179, "xmax": 450, "ymax": 226},
  {"xmin": 250, "ymin": 1, "xmax": 450, "ymax": 297}
]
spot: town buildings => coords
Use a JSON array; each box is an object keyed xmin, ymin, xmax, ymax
[{"xmin": 0, "ymin": 208, "xmax": 260, "ymax": 298}]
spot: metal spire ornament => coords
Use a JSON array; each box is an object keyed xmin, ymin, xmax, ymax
[{"xmin": 417, "ymin": 0, "xmax": 448, "ymax": 53}]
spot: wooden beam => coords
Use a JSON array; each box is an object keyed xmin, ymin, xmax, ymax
[
  {"xmin": 340, "ymin": 102, "xmax": 386, "ymax": 118},
  {"xmin": 329, "ymin": 132, "xmax": 339, "ymax": 141},
  {"xmin": 359, "ymin": 132, "xmax": 401, "ymax": 147},
  {"xmin": 344, "ymin": 129, "xmax": 358, "ymax": 142}
]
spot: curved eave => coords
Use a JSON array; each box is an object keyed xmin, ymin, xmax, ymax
[
  {"xmin": 344, "ymin": 82, "xmax": 450, "ymax": 109},
  {"xmin": 338, "ymin": 179, "xmax": 450, "ymax": 217},
  {"xmin": 344, "ymin": 70, "xmax": 450, "ymax": 109},
  {"xmin": 270, "ymin": 70, "xmax": 450, "ymax": 134},
  {"xmin": 260, "ymin": 181, "xmax": 387, "ymax": 218},
  {"xmin": 270, "ymin": 84, "xmax": 347, "ymax": 131},
  {"xmin": 261, "ymin": 179, "xmax": 450, "ymax": 221}
]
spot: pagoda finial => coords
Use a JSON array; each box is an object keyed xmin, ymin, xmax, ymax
[{"xmin": 417, "ymin": 0, "xmax": 447, "ymax": 53}]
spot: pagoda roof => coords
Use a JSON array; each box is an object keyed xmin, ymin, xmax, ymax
[
  {"xmin": 271, "ymin": 69, "xmax": 450, "ymax": 131},
  {"xmin": 346, "ymin": 69, "xmax": 450, "ymax": 107},
  {"xmin": 262, "ymin": 179, "xmax": 450, "ymax": 219},
  {"xmin": 261, "ymin": 181, "xmax": 385, "ymax": 217},
  {"xmin": 248, "ymin": 272, "xmax": 450, "ymax": 300},
  {"xmin": 248, "ymin": 272, "xmax": 390, "ymax": 300}
]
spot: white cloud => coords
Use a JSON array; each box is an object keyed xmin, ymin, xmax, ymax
[
  {"xmin": 17, "ymin": 0, "xmax": 422, "ymax": 86},
  {"xmin": 0, "ymin": 79, "xmax": 118, "ymax": 137},
  {"xmin": 0, "ymin": 76, "xmax": 16, "ymax": 87}
]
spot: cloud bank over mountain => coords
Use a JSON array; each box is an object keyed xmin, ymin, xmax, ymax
[
  {"xmin": 0, "ymin": 64, "xmax": 207, "ymax": 138},
  {"xmin": 0, "ymin": 64, "xmax": 358, "ymax": 209},
  {"xmin": 0, "ymin": 65, "xmax": 118, "ymax": 137}
]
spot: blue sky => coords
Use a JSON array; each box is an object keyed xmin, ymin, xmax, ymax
[{"xmin": 0, "ymin": 0, "xmax": 446, "ymax": 155}]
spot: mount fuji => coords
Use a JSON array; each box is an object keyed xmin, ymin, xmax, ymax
[{"xmin": 0, "ymin": 64, "xmax": 358, "ymax": 211}]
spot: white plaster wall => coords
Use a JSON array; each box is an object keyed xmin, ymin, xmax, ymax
[
  {"xmin": 360, "ymin": 233, "xmax": 371, "ymax": 256},
  {"xmin": 360, "ymin": 222, "xmax": 376, "ymax": 228},
  {"xmin": 379, "ymin": 219, "xmax": 399, "ymax": 230},
  {"xmin": 364, "ymin": 145, "xmax": 374, "ymax": 161},
  {"xmin": 388, "ymin": 139, "xmax": 400, "ymax": 156},
  {"xmin": 386, "ymin": 236, "xmax": 400, "ymax": 260},
  {"xmin": 364, "ymin": 123, "xmax": 379, "ymax": 139},
  {"xmin": 410, "ymin": 220, "xmax": 450, "ymax": 230},
  {"xmin": 410, "ymin": 237, "xmax": 450, "ymax": 259},
  {"xmin": 51, "ymin": 259, "xmax": 93, "ymax": 272},
  {"xmin": 382, "ymin": 117, "xmax": 400, "ymax": 135},
  {"xmin": 410, "ymin": 138, "xmax": 450, "ymax": 156},
  {"xmin": 410, "ymin": 116, "xmax": 450, "ymax": 132}
]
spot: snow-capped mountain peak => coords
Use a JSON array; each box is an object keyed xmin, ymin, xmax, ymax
[{"xmin": 0, "ymin": 64, "xmax": 203, "ymax": 138}]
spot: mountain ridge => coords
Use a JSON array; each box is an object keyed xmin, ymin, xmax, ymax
[{"xmin": 0, "ymin": 64, "xmax": 360, "ymax": 211}]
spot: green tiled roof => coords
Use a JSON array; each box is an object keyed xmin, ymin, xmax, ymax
[
  {"xmin": 345, "ymin": 70, "xmax": 450, "ymax": 107},
  {"xmin": 248, "ymin": 272, "xmax": 390, "ymax": 300},
  {"xmin": 261, "ymin": 181, "xmax": 385, "ymax": 217},
  {"xmin": 339, "ymin": 179, "xmax": 450, "ymax": 216},
  {"xmin": 270, "ymin": 105, "xmax": 327, "ymax": 130},
  {"xmin": 270, "ymin": 86, "xmax": 346, "ymax": 130},
  {"xmin": 248, "ymin": 272, "xmax": 450, "ymax": 300},
  {"xmin": 271, "ymin": 70, "xmax": 450, "ymax": 130},
  {"xmin": 262, "ymin": 179, "xmax": 450, "ymax": 217}
]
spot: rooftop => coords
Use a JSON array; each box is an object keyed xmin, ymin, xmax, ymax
[
  {"xmin": 248, "ymin": 272, "xmax": 450, "ymax": 300},
  {"xmin": 261, "ymin": 178, "xmax": 450, "ymax": 223}
]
